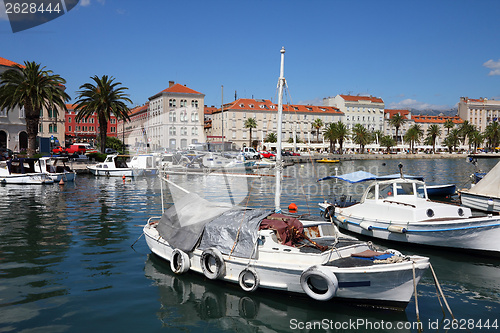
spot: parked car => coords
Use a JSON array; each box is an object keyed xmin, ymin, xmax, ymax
[
  {"xmin": 105, "ymin": 148, "xmax": 117, "ymax": 154},
  {"xmin": 241, "ymin": 147, "xmax": 260, "ymax": 159},
  {"xmin": 259, "ymin": 151, "xmax": 275, "ymax": 158},
  {"xmin": 66, "ymin": 144, "xmax": 87, "ymax": 155},
  {"xmin": 73, "ymin": 143, "xmax": 98, "ymax": 154},
  {"xmin": 52, "ymin": 146, "xmax": 68, "ymax": 154}
]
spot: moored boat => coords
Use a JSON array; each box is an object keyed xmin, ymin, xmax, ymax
[
  {"xmin": 35, "ymin": 156, "xmax": 76, "ymax": 182},
  {"xmin": 0, "ymin": 158, "xmax": 54, "ymax": 184},
  {"xmin": 87, "ymin": 154, "xmax": 143, "ymax": 177},
  {"xmin": 321, "ymin": 168, "xmax": 500, "ymax": 256},
  {"xmin": 460, "ymin": 160, "xmax": 500, "ymax": 213},
  {"xmin": 142, "ymin": 47, "xmax": 430, "ymax": 310}
]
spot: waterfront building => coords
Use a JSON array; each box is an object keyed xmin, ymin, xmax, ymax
[
  {"xmin": 0, "ymin": 57, "xmax": 27, "ymax": 151},
  {"xmin": 458, "ymin": 97, "xmax": 500, "ymax": 132},
  {"xmin": 0, "ymin": 56, "xmax": 66, "ymax": 152},
  {"xmin": 145, "ymin": 81, "xmax": 205, "ymax": 150},
  {"xmin": 210, "ymin": 98, "xmax": 343, "ymax": 149},
  {"xmin": 384, "ymin": 109, "xmax": 413, "ymax": 142},
  {"xmin": 117, "ymin": 103, "xmax": 148, "ymax": 152},
  {"xmin": 412, "ymin": 115, "xmax": 463, "ymax": 147},
  {"xmin": 65, "ymin": 104, "xmax": 118, "ymax": 146},
  {"xmin": 323, "ymin": 94, "xmax": 385, "ymax": 132}
]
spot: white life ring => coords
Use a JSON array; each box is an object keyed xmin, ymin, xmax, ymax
[
  {"xmin": 300, "ymin": 265, "xmax": 338, "ymax": 301},
  {"xmin": 170, "ymin": 248, "xmax": 190, "ymax": 274},
  {"xmin": 200, "ymin": 248, "xmax": 226, "ymax": 280},
  {"xmin": 238, "ymin": 268, "xmax": 259, "ymax": 292}
]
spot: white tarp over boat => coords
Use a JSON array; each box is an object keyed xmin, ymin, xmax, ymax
[{"xmin": 465, "ymin": 161, "xmax": 500, "ymax": 197}]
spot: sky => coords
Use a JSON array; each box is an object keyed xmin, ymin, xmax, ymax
[{"xmin": 1, "ymin": 0, "xmax": 500, "ymax": 112}]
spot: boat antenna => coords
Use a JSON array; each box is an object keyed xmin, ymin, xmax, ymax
[
  {"xmin": 398, "ymin": 162, "xmax": 404, "ymax": 179},
  {"xmin": 275, "ymin": 46, "xmax": 286, "ymax": 213}
]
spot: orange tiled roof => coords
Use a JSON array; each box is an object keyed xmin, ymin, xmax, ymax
[
  {"xmin": 204, "ymin": 106, "xmax": 219, "ymax": 115},
  {"xmin": 339, "ymin": 94, "xmax": 384, "ymax": 103},
  {"xmin": 412, "ymin": 115, "xmax": 463, "ymax": 124},
  {"xmin": 384, "ymin": 109, "xmax": 410, "ymax": 119},
  {"xmin": 129, "ymin": 103, "xmax": 149, "ymax": 116},
  {"xmin": 159, "ymin": 83, "xmax": 202, "ymax": 95},
  {"xmin": 0, "ymin": 56, "xmax": 23, "ymax": 68},
  {"xmin": 216, "ymin": 98, "xmax": 343, "ymax": 115}
]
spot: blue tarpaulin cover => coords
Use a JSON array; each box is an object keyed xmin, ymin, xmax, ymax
[{"xmin": 317, "ymin": 171, "xmax": 424, "ymax": 183}]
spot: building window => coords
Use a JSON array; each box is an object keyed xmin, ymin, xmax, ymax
[
  {"xmin": 191, "ymin": 112, "xmax": 199, "ymax": 122},
  {"xmin": 169, "ymin": 127, "xmax": 176, "ymax": 135},
  {"xmin": 180, "ymin": 110, "xmax": 187, "ymax": 122},
  {"xmin": 191, "ymin": 126, "xmax": 198, "ymax": 136},
  {"xmin": 169, "ymin": 111, "xmax": 177, "ymax": 122},
  {"xmin": 232, "ymin": 131, "xmax": 236, "ymax": 139},
  {"xmin": 180, "ymin": 127, "xmax": 187, "ymax": 136},
  {"xmin": 191, "ymin": 100, "xmax": 198, "ymax": 108},
  {"xmin": 68, "ymin": 125, "xmax": 72, "ymax": 132},
  {"xmin": 169, "ymin": 99, "xmax": 177, "ymax": 107}
]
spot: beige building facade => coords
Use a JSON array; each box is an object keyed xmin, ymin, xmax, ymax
[
  {"xmin": 210, "ymin": 98, "xmax": 343, "ymax": 149},
  {"xmin": 458, "ymin": 97, "xmax": 500, "ymax": 132}
]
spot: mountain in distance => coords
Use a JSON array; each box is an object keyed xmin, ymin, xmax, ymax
[{"xmin": 409, "ymin": 107, "xmax": 458, "ymax": 117}]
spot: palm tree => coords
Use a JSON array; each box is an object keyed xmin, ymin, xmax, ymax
[
  {"xmin": 379, "ymin": 135, "xmax": 396, "ymax": 154},
  {"xmin": 469, "ymin": 130, "xmax": 483, "ymax": 153},
  {"xmin": 351, "ymin": 124, "xmax": 372, "ymax": 154},
  {"xmin": 323, "ymin": 123, "xmax": 338, "ymax": 153},
  {"xmin": 484, "ymin": 121, "xmax": 500, "ymax": 150},
  {"xmin": 0, "ymin": 61, "xmax": 70, "ymax": 156},
  {"xmin": 74, "ymin": 75, "xmax": 132, "ymax": 154},
  {"xmin": 334, "ymin": 121, "xmax": 349, "ymax": 154},
  {"xmin": 443, "ymin": 119, "xmax": 454, "ymax": 135},
  {"xmin": 389, "ymin": 113, "xmax": 406, "ymax": 144},
  {"xmin": 459, "ymin": 120, "xmax": 474, "ymax": 151},
  {"xmin": 311, "ymin": 118, "xmax": 324, "ymax": 143},
  {"xmin": 425, "ymin": 124, "xmax": 442, "ymax": 153},
  {"xmin": 404, "ymin": 124, "xmax": 423, "ymax": 153},
  {"xmin": 444, "ymin": 128, "xmax": 460, "ymax": 152},
  {"xmin": 265, "ymin": 132, "xmax": 277, "ymax": 143},
  {"xmin": 244, "ymin": 117, "xmax": 258, "ymax": 148}
]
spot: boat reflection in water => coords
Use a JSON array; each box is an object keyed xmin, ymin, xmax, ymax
[{"xmin": 144, "ymin": 254, "xmax": 412, "ymax": 333}]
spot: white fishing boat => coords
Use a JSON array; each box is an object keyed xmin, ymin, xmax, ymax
[
  {"xmin": 321, "ymin": 165, "xmax": 500, "ymax": 256},
  {"xmin": 35, "ymin": 157, "xmax": 76, "ymax": 182},
  {"xmin": 128, "ymin": 154, "xmax": 158, "ymax": 176},
  {"xmin": 142, "ymin": 48, "xmax": 430, "ymax": 310},
  {"xmin": 0, "ymin": 158, "xmax": 54, "ymax": 184},
  {"xmin": 87, "ymin": 154, "xmax": 143, "ymax": 177},
  {"xmin": 460, "ymin": 160, "xmax": 500, "ymax": 213},
  {"xmin": 202, "ymin": 152, "xmax": 254, "ymax": 171}
]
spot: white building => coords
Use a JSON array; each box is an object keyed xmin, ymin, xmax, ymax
[
  {"xmin": 458, "ymin": 97, "xmax": 500, "ymax": 132},
  {"xmin": 147, "ymin": 81, "xmax": 205, "ymax": 150},
  {"xmin": 323, "ymin": 94, "xmax": 385, "ymax": 132}
]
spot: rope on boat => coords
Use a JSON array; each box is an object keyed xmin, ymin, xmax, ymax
[
  {"xmin": 412, "ymin": 261, "xmax": 421, "ymax": 324},
  {"xmin": 429, "ymin": 263, "xmax": 456, "ymax": 320},
  {"xmin": 131, "ymin": 231, "xmax": 144, "ymax": 248}
]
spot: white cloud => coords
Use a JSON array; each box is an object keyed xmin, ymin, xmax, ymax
[
  {"xmin": 80, "ymin": 0, "xmax": 91, "ymax": 6},
  {"xmin": 388, "ymin": 98, "xmax": 451, "ymax": 111},
  {"xmin": 483, "ymin": 59, "xmax": 500, "ymax": 76}
]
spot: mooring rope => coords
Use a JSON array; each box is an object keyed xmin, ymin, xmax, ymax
[{"xmin": 429, "ymin": 263, "xmax": 456, "ymax": 320}]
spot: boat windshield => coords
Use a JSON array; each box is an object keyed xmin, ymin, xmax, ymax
[
  {"xmin": 416, "ymin": 183, "xmax": 426, "ymax": 198},
  {"xmin": 397, "ymin": 182, "xmax": 414, "ymax": 196},
  {"xmin": 378, "ymin": 183, "xmax": 394, "ymax": 199}
]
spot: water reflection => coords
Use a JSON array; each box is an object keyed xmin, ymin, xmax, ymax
[{"xmin": 144, "ymin": 254, "xmax": 411, "ymax": 333}]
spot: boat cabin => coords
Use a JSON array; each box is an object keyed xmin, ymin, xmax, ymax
[{"xmin": 362, "ymin": 178, "xmax": 428, "ymax": 203}]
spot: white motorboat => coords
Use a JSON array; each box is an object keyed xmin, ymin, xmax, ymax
[
  {"xmin": 460, "ymin": 160, "xmax": 500, "ymax": 213},
  {"xmin": 202, "ymin": 152, "xmax": 254, "ymax": 171},
  {"xmin": 0, "ymin": 158, "xmax": 54, "ymax": 184},
  {"xmin": 128, "ymin": 154, "xmax": 158, "ymax": 176},
  {"xmin": 142, "ymin": 47, "xmax": 430, "ymax": 310},
  {"xmin": 35, "ymin": 157, "xmax": 76, "ymax": 182},
  {"xmin": 87, "ymin": 154, "xmax": 143, "ymax": 177},
  {"xmin": 320, "ymin": 168, "xmax": 500, "ymax": 256}
]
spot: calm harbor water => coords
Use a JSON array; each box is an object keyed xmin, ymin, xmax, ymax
[{"xmin": 1, "ymin": 157, "xmax": 500, "ymax": 332}]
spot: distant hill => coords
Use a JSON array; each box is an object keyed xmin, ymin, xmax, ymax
[{"xmin": 409, "ymin": 108, "xmax": 458, "ymax": 117}]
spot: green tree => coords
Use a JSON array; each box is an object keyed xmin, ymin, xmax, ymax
[
  {"xmin": 404, "ymin": 124, "xmax": 423, "ymax": 153},
  {"xmin": 469, "ymin": 130, "xmax": 483, "ymax": 153},
  {"xmin": 425, "ymin": 124, "xmax": 442, "ymax": 153},
  {"xmin": 323, "ymin": 123, "xmax": 338, "ymax": 153},
  {"xmin": 265, "ymin": 132, "xmax": 277, "ymax": 143},
  {"xmin": 74, "ymin": 75, "xmax": 132, "ymax": 154},
  {"xmin": 311, "ymin": 118, "xmax": 324, "ymax": 143},
  {"xmin": 352, "ymin": 124, "xmax": 372, "ymax": 154},
  {"xmin": 0, "ymin": 61, "xmax": 70, "ymax": 156},
  {"xmin": 443, "ymin": 119, "xmax": 454, "ymax": 135},
  {"xmin": 379, "ymin": 135, "xmax": 396, "ymax": 154},
  {"xmin": 459, "ymin": 120, "xmax": 474, "ymax": 151},
  {"xmin": 244, "ymin": 117, "xmax": 258, "ymax": 148},
  {"xmin": 484, "ymin": 121, "xmax": 500, "ymax": 150},
  {"xmin": 389, "ymin": 113, "xmax": 406, "ymax": 144},
  {"xmin": 444, "ymin": 128, "xmax": 460, "ymax": 152}
]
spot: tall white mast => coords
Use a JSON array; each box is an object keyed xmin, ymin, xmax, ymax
[{"xmin": 275, "ymin": 47, "xmax": 286, "ymax": 213}]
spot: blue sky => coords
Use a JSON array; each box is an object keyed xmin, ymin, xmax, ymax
[{"xmin": 1, "ymin": 0, "xmax": 500, "ymax": 111}]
